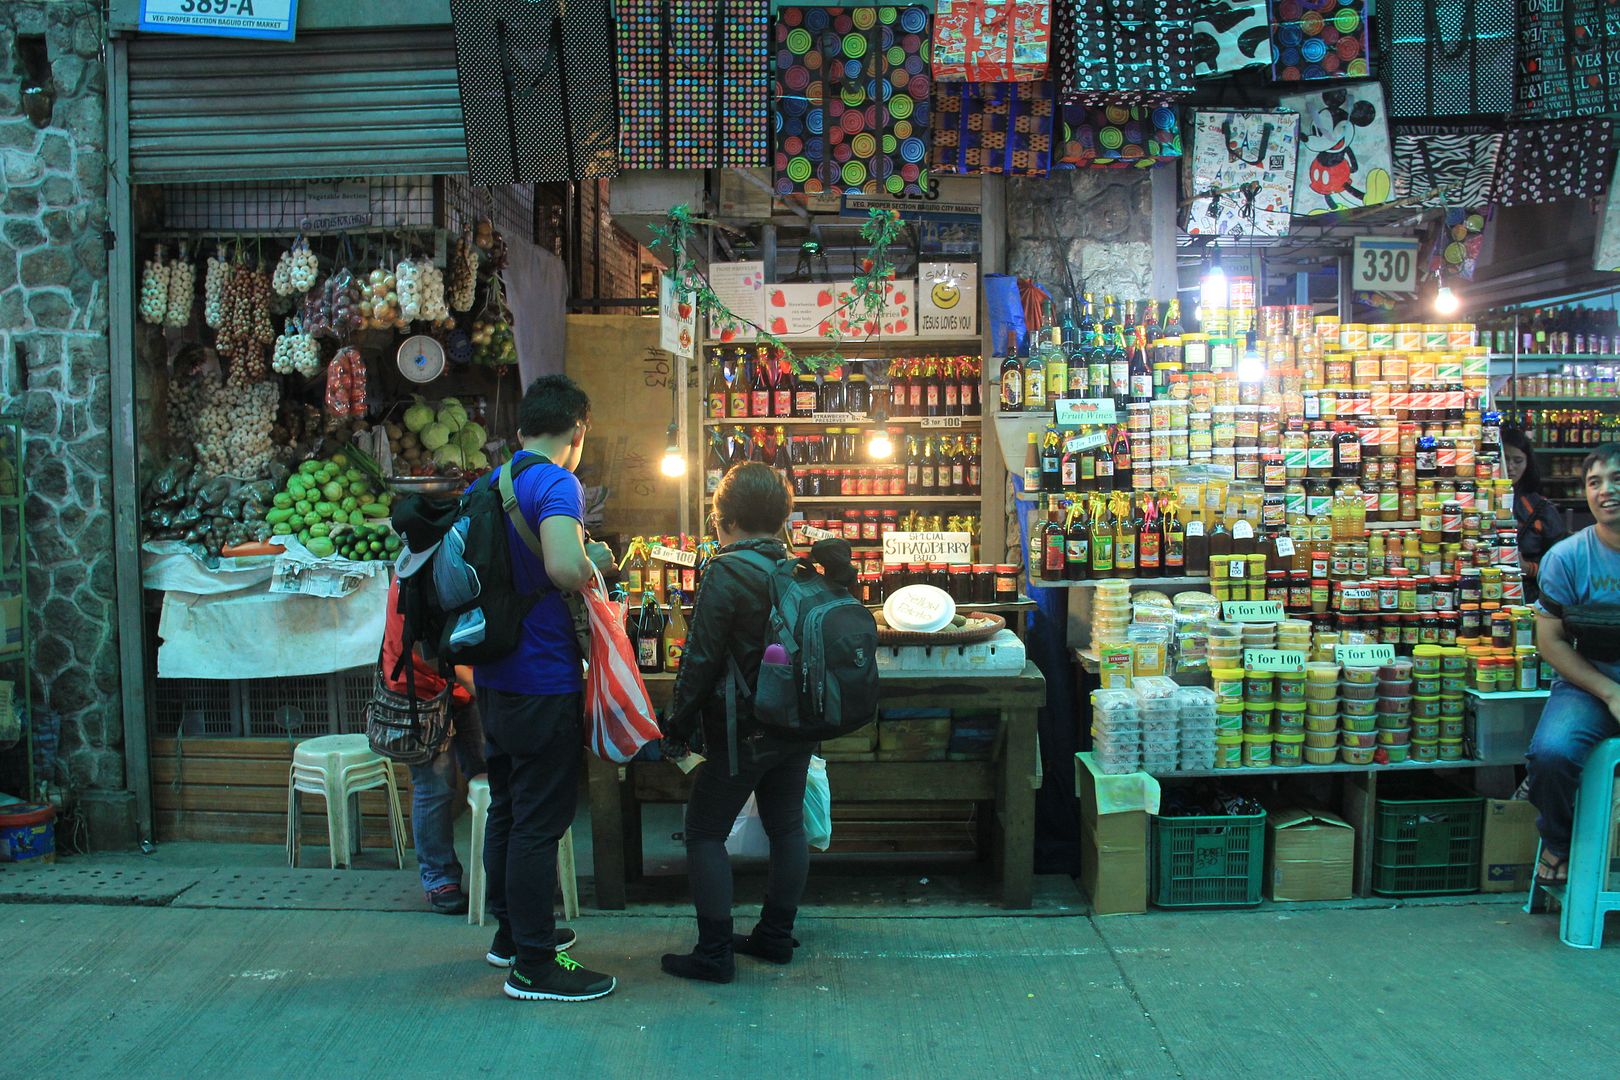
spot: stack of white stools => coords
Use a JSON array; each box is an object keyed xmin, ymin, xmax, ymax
[
  {"xmin": 466, "ymin": 777, "xmax": 579, "ymax": 926},
  {"xmin": 286, "ymin": 734, "xmax": 407, "ymax": 870}
]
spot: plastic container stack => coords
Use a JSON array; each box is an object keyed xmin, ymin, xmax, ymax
[
  {"xmin": 1206, "ymin": 622, "xmax": 1243, "ymax": 669},
  {"xmin": 1304, "ymin": 661, "xmax": 1340, "ymax": 764},
  {"xmin": 1340, "ymin": 663, "xmax": 1382, "ymax": 765},
  {"xmin": 1091, "ymin": 688, "xmax": 1141, "ymax": 775},
  {"xmin": 1375, "ymin": 658, "xmax": 1414, "ymax": 763},
  {"xmin": 1440, "ymin": 646, "xmax": 1469, "ymax": 759},
  {"xmin": 1175, "ymin": 685, "xmax": 1218, "ymax": 771},
  {"xmin": 1092, "ymin": 580, "xmax": 1131, "ymax": 645},
  {"xmin": 1135, "ymin": 676, "xmax": 1181, "ymax": 774},
  {"xmin": 1213, "ymin": 666, "xmax": 1244, "ymax": 767}
]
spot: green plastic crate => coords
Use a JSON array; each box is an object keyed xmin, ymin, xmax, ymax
[
  {"xmin": 1151, "ymin": 811, "xmax": 1267, "ymax": 908},
  {"xmin": 1372, "ymin": 792, "xmax": 1484, "ymax": 897}
]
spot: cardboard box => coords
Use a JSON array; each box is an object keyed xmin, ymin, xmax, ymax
[
  {"xmin": 1267, "ymin": 807, "xmax": 1355, "ymax": 902},
  {"xmin": 1480, "ymin": 798, "xmax": 1540, "ymax": 894},
  {"xmin": 1075, "ymin": 753, "xmax": 1148, "ymax": 915}
]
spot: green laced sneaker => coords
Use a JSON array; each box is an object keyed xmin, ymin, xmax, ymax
[{"xmin": 504, "ymin": 951, "xmax": 616, "ymax": 1002}]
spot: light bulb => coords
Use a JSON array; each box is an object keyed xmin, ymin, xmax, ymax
[
  {"xmin": 660, "ymin": 446, "xmax": 686, "ymax": 478},
  {"xmin": 1237, "ymin": 351, "xmax": 1266, "ymax": 383},
  {"xmin": 1434, "ymin": 284, "xmax": 1460, "ymax": 315},
  {"xmin": 868, "ymin": 429, "xmax": 895, "ymax": 460},
  {"xmin": 1200, "ymin": 262, "xmax": 1228, "ymax": 309}
]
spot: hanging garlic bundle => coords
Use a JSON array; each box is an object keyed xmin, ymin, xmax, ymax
[
  {"xmin": 204, "ymin": 246, "xmax": 230, "ymax": 329},
  {"xmin": 139, "ymin": 246, "xmax": 171, "ymax": 325},
  {"xmin": 395, "ymin": 257, "xmax": 423, "ymax": 323},
  {"xmin": 163, "ymin": 244, "xmax": 196, "ymax": 328},
  {"xmin": 272, "ymin": 237, "xmax": 320, "ymax": 296},
  {"xmin": 449, "ymin": 231, "xmax": 479, "ymax": 312},
  {"xmin": 271, "ymin": 318, "xmax": 322, "ymax": 377},
  {"xmin": 195, "ymin": 365, "xmax": 280, "ymax": 479},
  {"xmin": 416, "ymin": 257, "xmax": 449, "ymax": 323},
  {"xmin": 216, "ymin": 260, "xmax": 274, "ymax": 378}
]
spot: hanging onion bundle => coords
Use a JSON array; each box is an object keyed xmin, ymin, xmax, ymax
[
  {"xmin": 449, "ymin": 232, "xmax": 479, "ymax": 312},
  {"xmin": 216, "ymin": 261, "xmax": 275, "ymax": 377},
  {"xmin": 271, "ymin": 318, "xmax": 322, "ymax": 377},
  {"xmin": 361, "ymin": 262, "xmax": 402, "ymax": 330},
  {"xmin": 193, "ymin": 365, "xmax": 280, "ymax": 479},
  {"xmin": 272, "ymin": 237, "xmax": 320, "ymax": 296},
  {"xmin": 204, "ymin": 246, "xmax": 230, "ymax": 329},
  {"xmin": 139, "ymin": 247, "xmax": 171, "ymax": 325},
  {"xmin": 163, "ymin": 244, "xmax": 196, "ymax": 328}
]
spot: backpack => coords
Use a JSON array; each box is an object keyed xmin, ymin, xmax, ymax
[
  {"xmin": 724, "ymin": 548, "xmax": 880, "ymax": 760},
  {"xmin": 390, "ymin": 453, "xmax": 556, "ymax": 671}
]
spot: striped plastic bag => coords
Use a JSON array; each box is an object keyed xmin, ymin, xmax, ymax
[{"xmin": 582, "ymin": 570, "xmax": 661, "ymax": 762}]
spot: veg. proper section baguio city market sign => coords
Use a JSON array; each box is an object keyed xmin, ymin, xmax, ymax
[{"xmin": 139, "ymin": 0, "xmax": 298, "ymax": 42}]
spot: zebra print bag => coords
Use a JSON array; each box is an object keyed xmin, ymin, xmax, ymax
[
  {"xmin": 1191, "ymin": 0, "xmax": 1270, "ymax": 78},
  {"xmin": 1391, "ymin": 129, "xmax": 1502, "ymax": 209}
]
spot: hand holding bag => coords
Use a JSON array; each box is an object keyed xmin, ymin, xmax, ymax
[{"xmin": 582, "ymin": 568, "xmax": 661, "ymax": 762}]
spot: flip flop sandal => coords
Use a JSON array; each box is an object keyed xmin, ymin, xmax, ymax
[{"xmin": 1537, "ymin": 851, "xmax": 1567, "ymax": 886}]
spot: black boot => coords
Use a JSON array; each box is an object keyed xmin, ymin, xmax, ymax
[
  {"xmin": 661, "ymin": 916, "xmax": 735, "ymax": 984},
  {"xmin": 734, "ymin": 901, "xmax": 799, "ymax": 964}
]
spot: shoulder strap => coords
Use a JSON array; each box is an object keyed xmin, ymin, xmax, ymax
[
  {"xmin": 496, "ymin": 453, "xmax": 551, "ymax": 559},
  {"xmin": 724, "ymin": 547, "xmax": 782, "ymax": 575}
]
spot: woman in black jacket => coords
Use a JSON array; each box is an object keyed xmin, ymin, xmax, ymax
[
  {"xmin": 1502, "ymin": 425, "xmax": 1569, "ymax": 601},
  {"xmin": 659, "ymin": 462, "xmax": 854, "ymax": 984}
]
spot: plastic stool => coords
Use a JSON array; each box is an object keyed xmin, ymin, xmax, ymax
[
  {"xmin": 1525, "ymin": 737, "xmax": 1620, "ymax": 948},
  {"xmin": 286, "ymin": 734, "xmax": 407, "ymax": 870},
  {"xmin": 466, "ymin": 776, "xmax": 579, "ymax": 927}
]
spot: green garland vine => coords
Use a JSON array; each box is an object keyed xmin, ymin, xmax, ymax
[{"xmin": 648, "ymin": 203, "xmax": 907, "ymax": 373}]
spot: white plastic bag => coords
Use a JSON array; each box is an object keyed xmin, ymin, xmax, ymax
[
  {"xmin": 724, "ymin": 755, "xmax": 833, "ymax": 856},
  {"xmin": 804, "ymin": 755, "xmax": 832, "ymax": 851},
  {"xmin": 725, "ymin": 795, "xmax": 769, "ymax": 859}
]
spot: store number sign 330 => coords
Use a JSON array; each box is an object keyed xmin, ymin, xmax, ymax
[{"xmin": 1350, "ymin": 237, "xmax": 1419, "ymax": 295}]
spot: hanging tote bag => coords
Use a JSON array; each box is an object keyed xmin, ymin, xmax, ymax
[
  {"xmin": 616, "ymin": 0, "xmax": 772, "ymax": 169},
  {"xmin": 1267, "ymin": 0, "xmax": 1369, "ymax": 83},
  {"xmin": 1495, "ymin": 119, "xmax": 1617, "ymax": 208},
  {"xmin": 1517, "ymin": 1, "xmax": 1620, "ymax": 121},
  {"xmin": 933, "ymin": 0, "xmax": 1052, "ymax": 81},
  {"xmin": 932, "ymin": 79, "xmax": 1057, "ymax": 174},
  {"xmin": 449, "ymin": 0, "xmax": 620, "ymax": 184},
  {"xmin": 1183, "ymin": 109, "xmax": 1301, "ymax": 238},
  {"xmin": 1425, "ymin": 205, "xmax": 1494, "ymax": 281},
  {"xmin": 1057, "ymin": 0, "xmax": 1197, "ymax": 106},
  {"xmin": 1191, "ymin": 0, "xmax": 1272, "ymax": 78},
  {"xmin": 773, "ymin": 5, "xmax": 936, "ymax": 197},
  {"xmin": 581, "ymin": 569, "xmax": 661, "ymax": 763},
  {"xmin": 1279, "ymin": 82, "xmax": 1395, "ymax": 216},
  {"xmin": 1382, "ymin": 0, "xmax": 1516, "ymax": 119},
  {"xmin": 1054, "ymin": 102, "xmax": 1183, "ymax": 168},
  {"xmin": 1391, "ymin": 128, "xmax": 1504, "ymax": 209}
]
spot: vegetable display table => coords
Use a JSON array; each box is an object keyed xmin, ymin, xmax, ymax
[{"xmin": 586, "ymin": 663, "xmax": 1046, "ymax": 909}]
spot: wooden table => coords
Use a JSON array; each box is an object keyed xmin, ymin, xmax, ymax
[{"xmin": 586, "ymin": 662, "xmax": 1047, "ymax": 909}]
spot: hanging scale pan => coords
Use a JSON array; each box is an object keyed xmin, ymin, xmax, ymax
[{"xmin": 397, "ymin": 335, "xmax": 447, "ymax": 383}]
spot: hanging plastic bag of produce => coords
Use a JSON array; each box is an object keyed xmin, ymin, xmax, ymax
[{"xmin": 581, "ymin": 568, "xmax": 660, "ymax": 763}]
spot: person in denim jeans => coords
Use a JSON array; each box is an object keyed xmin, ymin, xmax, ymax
[
  {"xmin": 380, "ymin": 576, "xmax": 486, "ymax": 913},
  {"xmin": 1530, "ymin": 444, "xmax": 1620, "ymax": 885}
]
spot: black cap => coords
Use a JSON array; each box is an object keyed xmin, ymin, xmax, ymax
[{"xmin": 390, "ymin": 495, "xmax": 460, "ymax": 554}]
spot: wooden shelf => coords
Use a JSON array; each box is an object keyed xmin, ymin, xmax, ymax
[
  {"xmin": 1153, "ymin": 758, "xmax": 1489, "ymax": 779},
  {"xmin": 1464, "ymin": 687, "xmax": 1550, "ymax": 700},
  {"xmin": 1032, "ymin": 574, "xmax": 1210, "ymax": 589},
  {"xmin": 1539, "ymin": 447, "xmax": 1603, "ymax": 455},
  {"xmin": 1488, "ymin": 353, "xmax": 1620, "ymax": 363},
  {"xmin": 792, "ymin": 494, "xmax": 980, "ymax": 504},
  {"xmin": 1499, "ymin": 397, "xmax": 1620, "ymax": 405},
  {"xmin": 702, "ymin": 414, "xmax": 987, "ymax": 427}
]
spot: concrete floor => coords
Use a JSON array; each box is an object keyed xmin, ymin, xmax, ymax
[{"xmin": 5, "ymin": 805, "xmax": 1620, "ymax": 1077}]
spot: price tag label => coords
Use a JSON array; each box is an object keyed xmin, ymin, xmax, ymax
[
  {"xmin": 1351, "ymin": 237, "xmax": 1420, "ymax": 295},
  {"xmin": 1063, "ymin": 431, "xmax": 1109, "ymax": 454},
  {"xmin": 1274, "ymin": 535, "xmax": 1296, "ymax": 557},
  {"xmin": 1337, "ymin": 644, "xmax": 1396, "ymax": 666},
  {"xmin": 1244, "ymin": 649, "xmax": 1306, "ymax": 672},
  {"xmin": 811, "ymin": 412, "xmax": 858, "ymax": 424},
  {"xmin": 1222, "ymin": 601, "xmax": 1286, "ymax": 623},
  {"xmin": 650, "ymin": 544, "xmax": 698, "ymax": 567},
  {"xmin": 797, "ymin": 524, "xmax": 836, "ymax": 542},
  {"xmin": 1054, "ymin": 398, "xmax": 1118, "ymax": 426},
  {"xmin": 920, "ymin": 416, "xmax": 964, "ymax": 429},
  {"xmin": 882, "ymin": 531, "xmax": 973, "ymax": 565}
]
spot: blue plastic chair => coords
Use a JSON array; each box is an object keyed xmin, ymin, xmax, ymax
[{"xmin": 1525, "ymin": 737, "xmax": 1620, "ymax": 948}]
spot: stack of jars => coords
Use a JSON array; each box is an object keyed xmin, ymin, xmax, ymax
[
  {"xmin": 1375, "ymin": 660, "xmax": 1414, "ymax": 764},
  {"xmin": 1304, "ymin": 662, "xmax": 1340, "ymax": 763},
  {"xmin": 1206, "ymin": 622, "xmax": 1243, "ymax": 668},
  {"xmin": 1341, "ymin": 664, "xmax": 1383, "ymax": 765},
  {"xmin": 1092, "ymin": 580, "xmax": 1132, "ymax": 643},
  {"xmin": 1277, "ymin": 619, "xmax": 1312, "ymax": 653},
  {"xmin": 1412, "ymin": 645, "xmax": 1469, "ymax": 760},
  {"xmin": 1241, "ymin": 668, "xmax": 1276, "ymax": 768},
  {"xmin": 1213, "ymin": 667, "xmax": 1245, "ymax": 767}
]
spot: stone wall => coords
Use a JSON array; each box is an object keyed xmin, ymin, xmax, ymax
[
  {"xmin": 0, "ymin": 1, "xmax": 120, "ymax": 794},
  {"xmin": 1006, "ymin": 169, "xmax": 1156, "ymax": 299}
]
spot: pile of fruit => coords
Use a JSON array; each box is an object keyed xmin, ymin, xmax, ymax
[
  {"xmin": 266, "ymin": 453, "xmax": 392, "ymax": 558},
  {"xmin": 389, "ymin": 396, "xmax": 489, "ymax": 475},
  {"xmin": 333, "ymin": 521, "xmax": 402, "ymax": 563}
]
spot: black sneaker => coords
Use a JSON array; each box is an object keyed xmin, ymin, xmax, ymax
[
  {"xmin": 426, "ymin": 884, "xmax": 469, "ymax": 916},
  {"xmin": 486, "ymin": 926, "xmax": 579, "ymax": 967},
  {"xmin": 504, "ymin": 952, "xmax": 616, "ymax": 1002}
]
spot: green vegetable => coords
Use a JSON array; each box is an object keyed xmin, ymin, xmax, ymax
[
  {"xmin": 297, "ymin": 529, "xmax": 311, "ymax": 545},
  {"xmin": 272, "ymin": 493, "xmax": 293, "ymax": 510},
  {"xmin": 385, "ymin": 535, "xmax": 402, "ymax": 552},
  {"xmin": 288, "ymin": 514, "xmax": 305, "ymax": 530},
  {"xmin": 287, "ymin": 479, "xmax": 307, "ymax": 500},
  {"xmin": 341, "ymin": 496, "xmax": 359, "ymax": 513},
  {"xmin": 307, "ymin": 537, "xmax": 336, "ymax": 558},
  {"xmin": 361, "ymin": 503, "xmax": 390, "ymax": 518},
  {"xmin": 265, "ymin": 508, "xmax": 294, "ymax": 525},
  {"xmin": 314, "ymin": 501, "xmax": 338, "ymax": 519},
  {"xmin": 299, "ymin": 460, "xmax": 323, "ymax": 476},
  {"xmin": 271, "ymin": 523, "xmax": 293, "ymax": 536},
  {"xmin": 295, "ymin": 500, "xmax": 312, "ymax": 515},
  {"xmin": 322, "ymin": 481, "xmax": 345, "ymax": 502},
  {"xmin": 348, "ymin": 511, "xmax": 366, "ymax": 526}
]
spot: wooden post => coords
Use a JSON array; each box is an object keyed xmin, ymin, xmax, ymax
[{"xmin": 586, "ymin": 752, "xmax": 627, "ymax": 910}]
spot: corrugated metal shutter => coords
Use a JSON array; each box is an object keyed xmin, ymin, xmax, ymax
[{"xmin": 127, "ymin": 29, "xmax": 468, "ymax": 183}]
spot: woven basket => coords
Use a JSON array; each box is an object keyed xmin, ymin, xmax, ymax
[{"xmin": 875, "ymin": 612, "xmax": 1006, "ymax": 646}]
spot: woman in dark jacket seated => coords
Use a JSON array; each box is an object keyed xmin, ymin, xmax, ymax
[{"xmin": 659, "ymin": 461, "xmax": 855, "ymax": 984}]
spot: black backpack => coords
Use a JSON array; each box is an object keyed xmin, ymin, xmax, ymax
[
  {"xmin": 724, "ymin": 548, "xmax": 880, "ymax": 759},
  {"xmin": 390, "ymin": 453, "xmax": 555, "ymax": 671}
]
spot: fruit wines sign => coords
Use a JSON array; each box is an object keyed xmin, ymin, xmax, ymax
[{"xmin": 139, "ymin": 0, "xmax": 298, "ymax": 41}]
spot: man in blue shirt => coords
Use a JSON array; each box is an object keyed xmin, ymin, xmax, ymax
[
  {"xmin": 1530, "ymin": 444, "xmax": 1620, "ymax": 885},
  {"xmin": 477, "ymin": 375, "xmax": 617, "ymax": 1002}
]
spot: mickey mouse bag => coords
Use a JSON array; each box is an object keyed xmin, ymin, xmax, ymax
[{"xmin": 1278, "ymin": 83, "xmax": 1394, "ymax": 216}]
